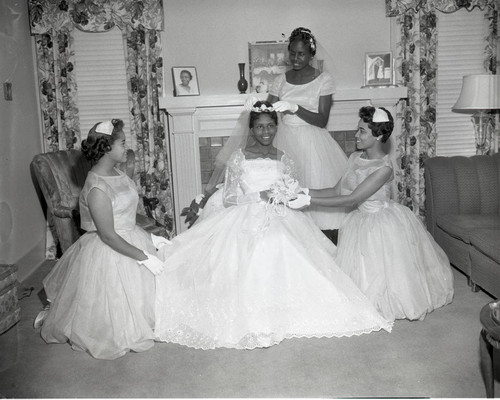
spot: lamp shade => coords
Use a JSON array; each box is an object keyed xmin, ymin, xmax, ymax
[{"xmin": 452, "ymin": 74, "xmax": 500, "ymax": 112}]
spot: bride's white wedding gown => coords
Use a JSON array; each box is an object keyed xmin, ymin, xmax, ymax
[{"xmin": 155, "ymin": 149, "xmax": 392, "ymax": 350}]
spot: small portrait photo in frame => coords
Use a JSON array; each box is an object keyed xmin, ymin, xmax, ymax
[
  {"xmin": 172, "ymin": 66, "xmax": 200, "ymax": 96},
  {"xmin": 364, "ymin": 52, "xmax": 393, "ymax": 87}
]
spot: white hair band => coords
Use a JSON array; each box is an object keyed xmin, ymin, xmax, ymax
[
  {"xmin": 372, "ymin": 108, "xmax": 389, "ymax": 123},
  {"xmin": 95, "ymin": 121, "xmax": 114, "ymax": 135}
]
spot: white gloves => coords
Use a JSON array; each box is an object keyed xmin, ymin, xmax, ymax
[
  {"xmin": 151, "ymin": 233, "xmax": 172, "ymax": 249},
  {"xmin": 138, "ymin": 252, "xmax": 165, "ymax": 276},
  {"xmin": 273, "ymin": 101, "xmax": 298, "ymax": 114},
  {"xmin": 244, "ymin": 96, "xmax": 259, "ymax": 111},
  {"xmin": 288, "ymin": 193, "xmax": 311, "ymax": 210}
]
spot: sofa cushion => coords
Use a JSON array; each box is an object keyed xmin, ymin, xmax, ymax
[
  {"xmin": 436, "ymin": 214, "xmax": 500, "ymax": 244},
  {"xmin": 470, "ymin": 228, "xmax": 500, "ymax": 264}
]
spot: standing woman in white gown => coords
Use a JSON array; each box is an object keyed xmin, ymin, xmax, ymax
[
  {"xmin": 154, "ymin": 101, "xmax": 392, "ymax": 350},
  {"xmin": 266, "ymin": 27, "xmax": 348, "ymax": 233},
  {"xmin": 290, "ymin": 106, "xmax": 454, "ymax": 322}
]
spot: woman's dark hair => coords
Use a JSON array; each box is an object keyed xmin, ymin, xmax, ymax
[
  {"xmin": 180, "ymin": 70, "xmax": 192, "ymax": 80},
  {"xmin": 249, "ymin": 101, "xmax": 278, "ymax": 128},
  {"xmin": 288, "ymin": 27, "xmax": 317, "ymax": 56},
  {"xmin": 358, "ymin": 106, "xmax": 394, "ymax": 143},
  {"xmin": 81, "ymin": 119, "xmax": 124, "ymax": 163}
]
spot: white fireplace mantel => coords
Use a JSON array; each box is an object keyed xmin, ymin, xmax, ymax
[{"xmin": 160, "ymin": 87, "xmax": 408, "ymax": 232}]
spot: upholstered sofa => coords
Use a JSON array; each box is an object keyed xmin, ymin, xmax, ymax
[
  {"xmin": 424, "ymin": 153, "xmax": 500, "ymax": 298},
  {"xmin": 31, "ymin": 149, "xmax": 162, "ymax": 255}
]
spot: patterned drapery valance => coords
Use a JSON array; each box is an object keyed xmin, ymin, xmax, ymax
[
  {"xmin": 28, "ymin": 0, "xmax": 164, "ymax": 34},
  {"xmin": 386, "ymin": 0, "xmax": 492, "ymax": 16}
]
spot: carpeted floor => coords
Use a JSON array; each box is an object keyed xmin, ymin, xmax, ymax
[{"xmin": 0, "ymin": 259, "xmax": 496, "ymax": 398}]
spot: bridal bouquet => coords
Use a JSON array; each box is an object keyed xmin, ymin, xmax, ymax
[{"xmin": 267, "ymin": 174, "xmax": 307, "ymax": 216}]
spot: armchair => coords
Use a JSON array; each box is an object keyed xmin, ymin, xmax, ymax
[{"xmin": 31, "ymin": 149, "xmax": 162, "ymax": 255}]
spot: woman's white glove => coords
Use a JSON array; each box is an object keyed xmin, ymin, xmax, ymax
[
  {"xmin": 151, "ymin": 233, "xmax": 172, "ymax": 249},
  {"xmin": 137, "ymin": 252, "xmax": 165, "ymax": 276},
  {"xmin": 244, "ymin": 96, "xmax": 259, "ymax": 111},
  {"xmin": 273, "ymin": 101, "xmax": 298, "ymax": 113},
  {"xmin": 288, "ymin": 193, "xmax": 311, "ymax": 210}
]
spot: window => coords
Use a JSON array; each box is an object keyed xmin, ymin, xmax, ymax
[
  {"xmin": 436, "ymin": 8, "xmax": 489, "ymax": 156},
  {"xmin": 73, "ymin": 27, "xmax": 131, "ymax": 146}
]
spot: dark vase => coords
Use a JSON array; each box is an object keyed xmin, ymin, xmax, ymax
[{"xmin": 237, "ymin": 63, "xmax": 248, "ymax": 94}]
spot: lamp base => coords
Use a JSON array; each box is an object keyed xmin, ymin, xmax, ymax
[{"xmin": 472, "ymin": 112, "xmax": 493, "ymax": 155}]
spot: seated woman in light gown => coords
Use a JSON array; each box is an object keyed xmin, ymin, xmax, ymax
[
  {"xmin": 289, "ymin": 106, "xmax": 454, "ymax": 322},
  {"xmin": 154, "ymin": 101, "xmax": 392, "ymax": 350},
  {"xmin": 35, "ymin": 119, "xmax": 169, "ymax": 360}
]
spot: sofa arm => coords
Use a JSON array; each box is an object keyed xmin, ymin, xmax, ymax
[{"xmin": 424, "ymin": 156, "xmax": 466, "ymax": 236}]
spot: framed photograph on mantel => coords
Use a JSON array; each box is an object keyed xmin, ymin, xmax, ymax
[
  {"xmin": 172, "ymin": 66, "xmax": 200, "ymax": 96},
  {"xmin": 363, "ymin": 52, "xmax": 393, "ymax": 87},
  {"xmin": 248, "ymin": 41, "xmax": 290, "ymax": 94}
]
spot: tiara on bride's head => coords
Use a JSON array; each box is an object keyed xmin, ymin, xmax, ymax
[
  {"xmin": 251, "ymin": 104, "xmax": 275, "ymax": 113},
  {"xmin": 300, "ymin": 29, "xmax": 316, "ymax": 52}
]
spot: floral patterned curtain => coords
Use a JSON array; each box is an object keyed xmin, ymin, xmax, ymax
[
  {"xmin": 386, "ymin": 0, "xmax": 494, "ymax": 15},
  {"xmin": 385, "ymin": 0, "xmax": 498, "ymax": 218},
  {"xmin": 29, "ymin": 0, "xmax": 164, "ymax": 33},
  {"xmin": 28, "ymin": 0, "xmax": 173, "ymax": 257},
  {"xmin": 123, "ymin": 25, "xmax": 174, "ymax": 235},
  {"xmin": 33, "ymin": 31, "xmax": 80, "ymax": 152}
]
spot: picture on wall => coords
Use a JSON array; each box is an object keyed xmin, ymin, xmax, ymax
[
  {"xmin": 172, "ymin": 67, "xmax": 200, "ymax": 96},
  {"xmin": 364, "ymin": 52, "xmax": 393, "ymax": 87},
  {"xmin": 248, "ymin": 42, "xmax": 291, "ymax": 93}
]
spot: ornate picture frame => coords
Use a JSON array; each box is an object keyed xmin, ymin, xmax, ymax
[
  {"xmin": 248, "ymin": 41, "xmax": 290, "ymax": 94},
  {"xmin": 172, "ymin": 66, "xmax": 200, "ymax": 96}
]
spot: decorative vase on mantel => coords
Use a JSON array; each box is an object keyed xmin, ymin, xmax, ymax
[{"xmin": 237, "ymin": 63, "xmax": 248, "ymax": 94}]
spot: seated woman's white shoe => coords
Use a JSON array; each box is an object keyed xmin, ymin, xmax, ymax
[{"xmin": 33, "ymin": 304, "xmax": 50, "ymax": 329}]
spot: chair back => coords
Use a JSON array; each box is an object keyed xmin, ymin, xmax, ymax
[
  {"xmin": 31, "ymin": 150, "xmax": 92, "ymax": 214},
  {"xmin": 30, "ymin": 150, "xmax": 93, "ymax": 254},
  {"xmin": 31, "ymin": 149, "xmax": 160, "ymax": 254}
]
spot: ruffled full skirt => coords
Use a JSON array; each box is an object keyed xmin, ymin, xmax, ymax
[
  {"xmin": 40, "ymin": 227, "xmax": 157, "ymax": 360},
  {"xmin": 336, "ymin": 202, "xmax": 454, "ymax": 321},
  {"xmin": 155, "ymin": 202, "xmax": 392, "ymax": 350}
]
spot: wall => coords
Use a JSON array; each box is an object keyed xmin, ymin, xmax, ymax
[
  {"xmin": 0, "ymin": 1, "xmax": 45, "ymax": 281},
  {"xmin": 162, "ymin": 0, "xmax": 392, "ymax": 96}
]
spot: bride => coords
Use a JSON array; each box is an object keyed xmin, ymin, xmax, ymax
[{"xmin": 154, "ymin": 101, "xmax": 392, "ymax": 350}]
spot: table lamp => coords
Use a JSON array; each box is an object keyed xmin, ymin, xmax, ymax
[{"xmin": 452, "ymin": 74, "xmax": 500, "ymax": 155}]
